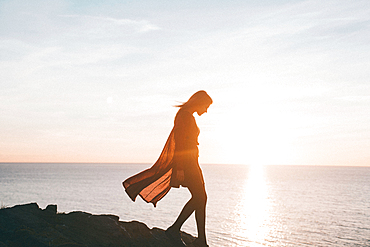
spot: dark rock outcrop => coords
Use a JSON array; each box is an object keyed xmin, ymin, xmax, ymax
[{"xmin": 0, "ymin": 203, "xmax": 196, "ymax": 246}]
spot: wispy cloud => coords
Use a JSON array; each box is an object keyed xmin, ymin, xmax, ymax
[{"xmin": 60, "ymin": 14, "xmax": 161, "ymax": 34}]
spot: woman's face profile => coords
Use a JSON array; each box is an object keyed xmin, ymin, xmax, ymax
[{"xmin": 196, "ymin": 104, "xmax": 210, "ymax": 116}]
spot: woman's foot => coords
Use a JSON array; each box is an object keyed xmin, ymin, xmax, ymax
[
  {"xmin": 165, "ymin": 226, "xmax": 186, "ymax": 247},
  {"xmin": 192, "ymin": 238, "xmax": 209, "ymax": 247}
]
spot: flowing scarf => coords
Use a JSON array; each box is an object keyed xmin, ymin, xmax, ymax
[{"xmin": 122, "ymin": 128, "xmax": 176, "ymax": 207}]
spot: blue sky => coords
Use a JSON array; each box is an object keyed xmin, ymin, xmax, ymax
[{"xmin": 1, "ymin": 0, "xmax": 369, "ymax": 165}]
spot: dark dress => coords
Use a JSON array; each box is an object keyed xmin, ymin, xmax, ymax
[{"xmin": 123, "ymin": 108, "xmax": 204, "ymax": 207}]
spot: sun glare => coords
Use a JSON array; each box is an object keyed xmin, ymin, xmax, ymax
[
  {"xmin": 232, "ymin": 165, "xmax": 271, "ymax": 246},
  {"xmin": 214, "ymin": 84, "xmax": 299, "ymax": 166}
]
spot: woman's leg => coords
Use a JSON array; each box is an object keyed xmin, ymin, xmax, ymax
[
  {"xmin": 190, "ymin": 182, "xmax": 207, "ymax": 244},
  {"xmin": 170, "ymin": 181, "xmax": 207, "ymax": 243},
  {"xmin": 170, "ymin": 191, "xmax": 197, "ymax": 231}
]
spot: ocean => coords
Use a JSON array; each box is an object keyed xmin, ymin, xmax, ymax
[{"xmin": 1, "ymin": 163, "xmax": 369, "ymax": 246}]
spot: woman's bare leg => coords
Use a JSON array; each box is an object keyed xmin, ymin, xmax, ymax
[
  {"xmin": 170, "ymin": 182, "xmax": 207, "ymax": 244},
  {"xmin": 191, "ymin": 182, "xmax": 207, "ymax": 244},
  {"xmin": 171, "ymin": 197, "xmax": 197, "ymax": 230},
  {"xmin": 195, "ymin": 197, "xmax": 207, "ymax": 243}
]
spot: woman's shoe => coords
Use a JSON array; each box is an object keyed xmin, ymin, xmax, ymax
[
  {"xmin": 192, "ymin": 238, "xmax": 209, "ymax": 247},
  {"xmin": 165, "ymin": 226, "xmax": 187, "ymax": 247}
]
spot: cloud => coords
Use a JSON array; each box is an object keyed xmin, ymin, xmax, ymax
[
  {"xmin": 246, "ymin": 0, "xmax": 370, "ymax": 47},
  {"xmin": 59, "ymin": 14, "xmax": 161, "ymax": 35},
  {"xmin": 0, "ymin": 1, "xmax": 160, "ymax": 45}
]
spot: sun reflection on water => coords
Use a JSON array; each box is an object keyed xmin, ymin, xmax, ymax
[{"xmin": 233, "ymin": 165, "xmax": 271, "ymax": 246}]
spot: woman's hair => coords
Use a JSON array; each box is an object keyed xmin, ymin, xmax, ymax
[{"xmin": 176, "ymin": 90, "xmax": 213, "ymax": 108}]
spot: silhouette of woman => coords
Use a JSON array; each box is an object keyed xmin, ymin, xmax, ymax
[{"xmin": 123, "ymin": 90, "xmax": 212, "ymax": 247}]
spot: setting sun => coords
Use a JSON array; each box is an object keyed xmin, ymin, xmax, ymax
[{"xmin": 210, "ymin": 83, "xmax": 310, "ymax": 166}]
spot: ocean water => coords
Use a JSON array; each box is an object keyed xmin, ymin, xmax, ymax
[{"xmin": 1, "ymin": 163, "xmax": 369, "ymax": 246}]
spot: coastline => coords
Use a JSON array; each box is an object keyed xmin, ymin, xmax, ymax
[{"xmin": 0, "ymin": 203, "xmax": 196, "ymax": 247}]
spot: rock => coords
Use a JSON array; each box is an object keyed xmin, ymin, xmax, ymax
[{"xmin": 0, "ymin": 203, "xmax": 196, "ymax": 247}]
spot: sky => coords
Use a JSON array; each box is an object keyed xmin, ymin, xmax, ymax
[{"xmin": 0, "ymin": 0, "xmax": 369, "ymax": 166}]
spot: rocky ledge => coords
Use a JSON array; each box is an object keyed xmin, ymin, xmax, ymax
[{"xmin": 0, "ymin": 203, "xmax": 196, "ymax": 247}]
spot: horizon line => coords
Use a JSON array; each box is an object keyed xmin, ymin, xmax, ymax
[{"xmin": 0, "ymin": 162, "xmax": 369, "ymax": 167}]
